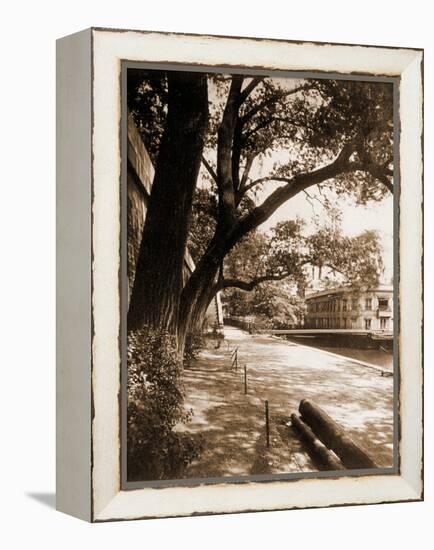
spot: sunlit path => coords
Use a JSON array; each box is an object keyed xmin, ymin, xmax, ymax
[{"xmin": 179, "ymin": 326, "xmax": 394, "ymax": 479}]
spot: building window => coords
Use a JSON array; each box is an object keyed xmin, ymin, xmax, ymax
[
  {"xmin": 380, "ymin": 317, "xmax": 388, "ymax": 330},
  {"xmin": 378, "ymin": 298, "xmax": 389, "ymax": 310},
  {"xmin": 352, "ymin": 299, "xmax": 358, "ymax": 310},
  {"xmin": 343, "ymin": 299, "xmax": 347, "ymax": 311},
  {"xmin": 365, "ymin": 298, "xmax": 372, "ymax": 310},
  {"xmin": 365, "ymin": 318, "xmax": 372, "ymax": 330},
  {"xmin": 351, "ymin": 317, "xmax": 357, "ymax": 328},
  {"xmin": 342, "ymin": 318, "xmax": 347, "ymax": 329}
]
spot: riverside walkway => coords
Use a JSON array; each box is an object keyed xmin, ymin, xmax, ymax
[{"xmin": 179, "ymin": 326, "xmax": 394, "ymax": 479}]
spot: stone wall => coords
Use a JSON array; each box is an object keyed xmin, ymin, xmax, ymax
[{"xmin": 127, "ymin": 170, "xmax": 147, "ymax": 296}]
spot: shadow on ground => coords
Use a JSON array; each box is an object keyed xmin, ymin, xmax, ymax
[
  {"xmin": 178, "ymin": 327, "xmax": 394, "ymax": 479},
  {"xmin": 26, "ymin": 492, "xmax": 56, "ymax": 509}
]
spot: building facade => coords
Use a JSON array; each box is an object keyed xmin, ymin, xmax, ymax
[{"xmin": 304, "ymin": 285, "xmax": 393, "ymax": 331}]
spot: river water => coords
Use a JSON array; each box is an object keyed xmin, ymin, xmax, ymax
[{"xmin": 285, "ymin": 336, "xmax": 394, "ymax": 370}]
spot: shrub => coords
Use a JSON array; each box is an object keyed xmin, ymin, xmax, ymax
[{"xmin": 127, "ymin": 327, "xmax": 201, "ymax": 481}]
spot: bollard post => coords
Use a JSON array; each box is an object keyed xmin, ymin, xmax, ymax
[
  {"xmin": 244, "ymin": 365, "xmax": 247, "ymax": 394},
  {"xmin": 230, "ymin": 347, "xmax": 238, "ymax": 370},
  {"xmin": 265, "ymin": 400, "xmax": 270, "ymax": 448}
]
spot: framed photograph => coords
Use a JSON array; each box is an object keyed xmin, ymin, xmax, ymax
[{"xmin": 56, "ymin": 28, "xmax": 423, "ymax": 522}]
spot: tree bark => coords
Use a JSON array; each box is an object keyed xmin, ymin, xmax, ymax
[
  {"xmin": 177, "ymin": 233, "xmax": 224, "ymax": 345},
  {"xmin": 216, "ymin": 75, "xmax": 243, "ymax": 229},
  {"xmin": 127, "ymin": 72, "xmax": 208, "ymax": 334}
]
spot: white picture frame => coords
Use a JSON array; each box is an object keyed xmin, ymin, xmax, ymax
[{"xmin": 56, "ymin": 27, "xmax": 423, "ymax": 522}]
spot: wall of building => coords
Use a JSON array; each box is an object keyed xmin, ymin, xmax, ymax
[
  {"xmin": 304, "ymin": 287, "xmax": 393, "ymax": 331},
  {"xmin": 127, "ymin": 170, "xmax": 147, "ymax": 296}
]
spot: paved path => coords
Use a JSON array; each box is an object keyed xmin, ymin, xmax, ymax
[{"xmin": 179, "ymin": 327, "xmax": 394, "ymax": 479}]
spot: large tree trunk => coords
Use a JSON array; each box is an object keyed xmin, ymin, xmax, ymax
[
  {"xmin": 128, "ymin": 72, "xmax": 208, "ymax": 334},
  {"xmin": 177, "ymin": 234, "xmax": 223, "ymax": 347}
]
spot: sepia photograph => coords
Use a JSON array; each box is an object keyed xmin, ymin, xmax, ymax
[{"xmin": 124, "ymin": 65, "xmax": 396, "ymax": 485}]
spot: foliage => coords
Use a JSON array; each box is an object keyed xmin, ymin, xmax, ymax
[
  {"xmin": 127, "ymin": 327, "xmax": 201, "ymax": 480},
  {"xmin": 187, "ymin": 188, "xmax": 218, "ymax": 263},
  {"xmin": 224, "ymin": 281, "xmax": 305, "ymax": 328},
  {"xmin": 127, "ymin": 69, "xmax": 168, "ymax": 164},
  {"xmin": 251, "ymin": 282, "xmax": 305, "ymax": 327},
  {"xmin": 306, "ymin": 226, "xmax": 384, "ymax": 288},
  {"xmin": 183, "ymin": 332, "xmax": 205, "ymax": 365}
]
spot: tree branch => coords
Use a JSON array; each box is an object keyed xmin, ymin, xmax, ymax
[
  {"xmin": 239, "ymin": 77, "xmax": 264, "ymax": 104},
  {"xmin": 236, "ymin": 174, "xmax": 284, "ymax": 204},
  {"xmin": 240, "ymin": 84, "xmax": 311, "ymax": 124},
  {"xmin": 217, "ymin": 75, "xmax": 244, "ymax": 228},
  {"xmin": 229, "ymin": 144, "xmax": 355, "ymax": 246},
  {"xmin": 351, "ymin": 146, "xmax": 394, "ymax": 193},
  {"xmin": 220, "ymin": 271, "xmax": 291, "ymax": 292},
  {"xmin": 201, "ymin": 155, "xmax": 218, "ymax": 183},
  {"xmin": 235, "ymin": 155, "xmax": 257, "ymax": 205},
  {"xmin": 243, "ymin": 116, "xmax": 313, "ymax": 141},
  {"xmin": 231, "ymin": 117, "xmax": 243, "ymax": 193},
  {"xmin": 240, "ymin": 155, "xmax": 255, "ymax": 189},
  {"xmin": 348, "ymin": 160, "xmax": 393, "ymax": 193}
]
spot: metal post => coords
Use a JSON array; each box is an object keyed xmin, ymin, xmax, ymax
[
  {"xmin": 265, "ymin": 400, "xmax": 270, "ymax": 448},
  {"xmin": 230, "ymin": 347, "xmax": 238, "ymax": 371},
  {"xmin": 244, "ymin": 365, "xmax": 247, "ymax": 394}
]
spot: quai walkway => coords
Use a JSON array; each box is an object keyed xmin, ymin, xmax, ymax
[{"xmin": 179, "ymin": 326, "xmax": 394, "ymax": 479}]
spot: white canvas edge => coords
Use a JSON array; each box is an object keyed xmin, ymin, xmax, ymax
[
  {"xmin": 56, "ymin": 28, "xmax": 92, "ymax": 522},
  {"xmin": 91, "ymin": 29, "xmax": 423, "ymax": 522}
]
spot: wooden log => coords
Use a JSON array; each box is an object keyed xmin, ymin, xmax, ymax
[
  {"xmin": 299, "ymin": 399, "xmax": 377, "ymax": 469},
  {"xmin": 290, "ymin": 414, "xmax": 345, "ymax": 471}
]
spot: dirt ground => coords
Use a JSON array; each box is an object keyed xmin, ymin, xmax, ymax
[{"xmin": 178, "ymin": 326, "xmax": 394, "ymax": 479}]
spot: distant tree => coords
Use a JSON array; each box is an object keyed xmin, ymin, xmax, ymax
[
  {"xmin": 305, "ymin": 227, "xmax": 384, "ymax": 288},
  {"xmin": 224, "ymin": 280, "xmax": 305, "ymax": 328},
  {"xmin": 220, "ymin": 216, "xmax": 384, "ymax": 324}
]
